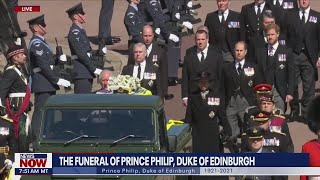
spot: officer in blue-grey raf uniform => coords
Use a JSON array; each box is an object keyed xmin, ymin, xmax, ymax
[
  {"xmin": 66, "ymin": 3, "xmax": 103, "ymax": 94},
  {"xmin": 98, "ymin": 0, "xmax": 115, "ymax": 43},
  {"xmin": 27, "ymin": 15, "xmax": 71, "ymax": 143},
  {"xmin": 124, "ymin": 0, "xmax": 146, "ymax": 47}
]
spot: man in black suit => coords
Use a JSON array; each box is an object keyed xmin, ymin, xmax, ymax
[
  {"xmin": 204, "ymin": 0, "xmax": 241, "ymax": 63},
  {"xmin": 284, "ymin": 0, "xmax": 320, "ymax": 121},
  {"xmin": 255, "ymin": 24, "xmax": 294, "ymax": 112},
  {"xmin": 128, "ymin": 25, "xmax": 173, "ymax": 100},
  {"xmin": 247, "ymin": 12, "xmax": 287, "ymax": 62},
  {"xmin": 223, "ymin": 41, "xmax": 261, "ymax": 141},
  {"xmin": 181, "ymin": 29, "xmax": 223, "ymax": 107},
  {"xmin": 122, "ymin": 43, "xmax": 162, "ymax": 97},
  {"xmin": 240, "ymin": 0, "xmax": 283, "ymax": 43}
]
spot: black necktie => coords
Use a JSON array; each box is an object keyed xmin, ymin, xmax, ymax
[
  {"xmin": 302, "ymin": 11, "xmax": 306, "ymax": 24},
  {"xmin": 275, "ymin": 0, "xmax": 281, "ymax": 7},
  {"xmin": 137, "ymin": 63, "xmax": 141, "ymax": 79},
  {"xmin": 257, "ymin": 4, "xmax": 262, "ymax": 16},
  {"xmin": 200, "ymin": 52, "xmax": 205, "ymax": 62},
  {"xmin": 237, "ymin": 63, "xmax": 242, "ymax": 75},
  {"xmin": 221, "ymin": 13, "xmax": 225, "ymax": 24}
]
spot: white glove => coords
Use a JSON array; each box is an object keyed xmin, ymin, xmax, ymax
[
  {"xmin": 155, "ymin": 28, "xmax": 161, "ymax": 35},
  {"xmin": 182, "ymin": 21, "xmax": 193, "ymax": 29},
  {"xmin": 102, "ymin": 47, "xmax": 107, "ymax": 54},
  {"xmin": 169, "ymin": 34, "xmax": 180, "ymax": 42},
  {"xmin": 94, "ymin": 68, "xmax": 103, "ymax": 75},
  {"xmin": 187, "ymin": 1, "xmax": 193, "ymax": 8},
  {"xmin": 175, "ymin": 13, "xmax": 180, "ymax": 20},
  {"xmin": 59, "ymin": 54, "xmax": 67, "ymax": 62},
  {"xmin": 14, "ymin": 37, "xmax": 22, "ymax": 46},
  {"xmin": 4, "ymin": 159, "xmax": 12, "ymax": 170},
  {"xmin": 57, "ymin": 78, "xmax": 71, "ymax": 87}
]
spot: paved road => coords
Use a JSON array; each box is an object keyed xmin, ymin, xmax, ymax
[{"xmin": 16, "ymin": 1, "xmax": 319, "ymax": 179}]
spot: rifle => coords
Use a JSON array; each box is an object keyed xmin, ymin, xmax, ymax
[{"xmin": 55, "ymin": 38, "xmax": 73, "ymax": 93}]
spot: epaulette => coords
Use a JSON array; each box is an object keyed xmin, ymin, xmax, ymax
[
  {"xmin": 0, "ymin": 116, "xmax": 13, "ymax": 123},
  {"xmin": 274, "ymin": 114, "xmax": 285, "ymax": 119},
  {"xmin": 270, "ymin": 130, "xmax": 286, "ymax": 136}
]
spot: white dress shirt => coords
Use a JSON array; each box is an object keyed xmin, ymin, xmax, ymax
[
  {"xmin": 273, "ymin": 0, "xmax": 283, "ymax": 6},
  {"xmin": 197, "ymin": 45, "xmax": 209, "ymax": 62},
  {"xmin": 133, "ymin": 60, "xmax": 146, "ymax": 80},
  {"xmin": 268, "ymin": 41, "xmax": 279, "ymax": 56},
  {"xmin": 235, "ymin": 59, "xmax": 245, "ymax": 74},
  {"xmin": 255, "ymin": 2, "xmax": 266, "ymax": 14},
  {"xmin": 300, "ymin": 6, "xmax": 311, "ymax": 23},
  {"xmin": 146, "ymin": 43, "xmax": 153, "ymax": 57},
  {"xmin": 218, "ymin": 9, "xmax": 229, "ymax": 22}
]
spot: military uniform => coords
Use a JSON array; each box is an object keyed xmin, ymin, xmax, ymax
[
  {"xmin": 66, "ymin": 3, "xmax": 102, "ymax": 94},
  {"xmin": 28, "ymin": 15, "xmax": 70, "ymax": 142},
  {"xmin": 0, "ymin": 116, "xmax": 16, "ymax": 179},
  {"xmin": 0, "ymin": 61, "xmax": 31, "ymax": 152},
  {"xmin": 98, "ymin": 0, "xmax": 115, "ymax": 40},
  {"xmin": 237, "ymin": 127, "xmax": 273, "ymax": 180},
  {"xmin": 124, "ymin": 4, "xmax": 146, "ymax": 45},
  {"xmin": 241, "ymin": 111, "xmax": 293, "ymax": 153}
]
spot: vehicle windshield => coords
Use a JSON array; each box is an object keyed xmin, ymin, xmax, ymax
[{"xmin": 41, "ymin": 109, "xmax": 155, "ymax": 142}]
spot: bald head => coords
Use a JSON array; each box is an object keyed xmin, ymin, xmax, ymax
[
  {"xmin": 99, "ymin": 70, "xmax": 112, "ymax": 89},
  {"xmin": 143, "ymin": 25, "xmax": 154, "ymax": 45}
]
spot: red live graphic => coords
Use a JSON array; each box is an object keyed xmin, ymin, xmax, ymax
[{"xmin": 14, "ymin": 6, "xmax": 40, "ymax": 12}]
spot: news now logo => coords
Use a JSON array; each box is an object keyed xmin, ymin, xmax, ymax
[
  {"xmin": 16, "ymin": 153, "xmax": 52, "ymax": 168},
  {"xmin": 15, "ymin": 153, "xmax": 52, "ymax": 175}
]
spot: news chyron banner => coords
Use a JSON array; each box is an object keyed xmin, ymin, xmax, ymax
[{"xmin": 15, "ymin": 153, "xmax": 320, "ymax": 176}]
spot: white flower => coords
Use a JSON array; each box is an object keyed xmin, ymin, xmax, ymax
[{"xmin": 107, "ymin": 75, "xmax": 141, "ymax": 93}]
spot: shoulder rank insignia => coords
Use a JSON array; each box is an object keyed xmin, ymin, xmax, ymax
[{"xmin": 35, "ymin": 50, "xmax": 43, "ymax": 56}]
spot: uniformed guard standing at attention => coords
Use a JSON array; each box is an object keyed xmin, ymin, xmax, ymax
[
  {"xmin": 66, "ymin": 3, "xmax": 103, "ymax": 94},
  {"xmin": 0, "ymin": 45, "xmax": 32, "ymax": 152},
  {"xmin": 28, "ymin": 15, "xmax": 71, "ymax": 143},
  {"xmin": 0, "ymin": 116, "xmax": 16, "ymax": 179}
]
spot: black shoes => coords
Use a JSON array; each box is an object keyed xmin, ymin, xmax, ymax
[{"xmin": 168, "ymin": 78, "xmax": 181, "ymax": 86}]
